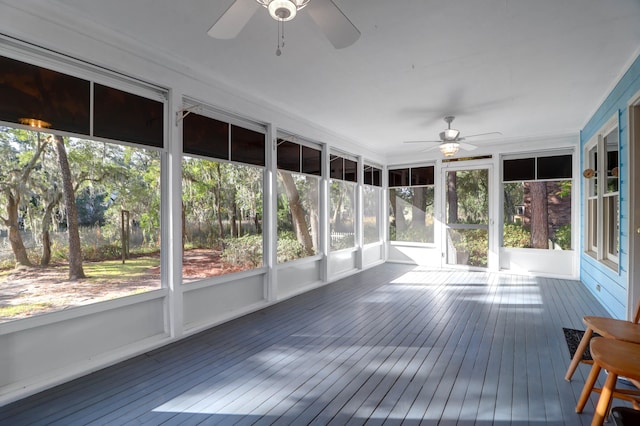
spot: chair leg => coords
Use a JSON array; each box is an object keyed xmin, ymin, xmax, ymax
[
  {"xmin": 576, "ymin": 362, "xmax": 601, "ymax": 413},
  {"xmin": 566, "ymin": 327, "xmax": 594, "ymax": 381},
  {"xmin": 592, "ymin": 372, "xmax": 618, "ymax": 426}
]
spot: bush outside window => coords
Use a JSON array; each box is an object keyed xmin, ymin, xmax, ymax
[
  {"xmin": 363, "ymin": 185, "xmax": 381, "ymax": 245},
  {"xmin": 0, "ymin": 126, "xmax": 161, "ymax": 323}
]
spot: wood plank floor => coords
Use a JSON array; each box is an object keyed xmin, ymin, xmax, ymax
[{"xmin": 0, "ymin": 264, "xmax": 626, "ymax": 425}]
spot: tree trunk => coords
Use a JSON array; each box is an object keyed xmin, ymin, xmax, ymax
[
  {"xmin": 4, "ymin": 191, "xmax": 32, "ymax": 267},
  {"xmin": 447, "ymin": 171, "xmax": 458, "ymax": 224},
  {"xmin": 389, "ymin": 189, "xmax": 405, "ymax": 231},
  {"xmin": 412, "ymin": 187, "xmax": 426, "ymax": 226},
  {"xmin": 308, "ymin": 181, "xmax": 319, "ymax": 252},
  {"xmin": 529, "ymin": 181, "xmax": 549, "ymax": 249},
  {"xmin": 279, "ymin": 171, "xmax": 314, "ymax": 255},
  {"xmin": 215, "ymin": 164, "xmax": 225, "ymax": 238},
  {"xmin": 231, "ymin": 197, "xmax": 238, "ymax": 238},
  {"xmin": 54, "ymin": 135, "xmax": 86, "ymax": 280}
]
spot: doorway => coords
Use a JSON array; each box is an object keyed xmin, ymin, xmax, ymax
[{"xmin": 444, "ymin": 166, "xmax": 490, "ymax": 268}]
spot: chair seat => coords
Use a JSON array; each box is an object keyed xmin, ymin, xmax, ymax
[{"xmin": 584, "ymin": 317, "xmax": 640, "ymax": 342}]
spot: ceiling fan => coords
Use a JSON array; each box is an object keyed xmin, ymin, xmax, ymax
[
  {"xmin": 208, "ymin": 0, "xmax": 360, "ymax": 54},
  {"xmin": 404, "ymin": 116, "xmax": 502, "ymax": 157}
]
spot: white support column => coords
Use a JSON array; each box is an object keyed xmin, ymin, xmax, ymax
[
  {"xmin": 321, "ymin": 143, "xmax": 330, "ymax": 283},
  {"xmin": 356, "ymin": 156, "xmax": 364, "ymax": 270},
  {"xmin": 166, "ymin": 89, "xmax": 184, "ymax": 339},
  {"xmin": 265, "ymin": 123, "xmax": 278, "ymax": 302}
]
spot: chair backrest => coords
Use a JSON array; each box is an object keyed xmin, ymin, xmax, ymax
[{"xmin": 634, "ymin": 298, "xmax": 640, "ymax": 324}]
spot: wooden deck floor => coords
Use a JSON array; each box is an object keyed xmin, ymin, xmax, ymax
[{"xmin": 0, "ymin": 264, "xmax": 623, "ymax": 425}]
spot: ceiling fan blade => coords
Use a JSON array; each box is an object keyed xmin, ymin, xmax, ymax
[
  {"xmin": 306, "ymin": 0, "xmax": 360, "ymax": 49},
  {"xmin": 461, "ymin": 131, "xmax": 503, "ymax": 140},
  {"xmin": 403, "ymin": 140, "xmax": 441, "ymax": 144},
  {"xmin": 207, "ymin": 0, "xmax": 260, "ymax": 39},
  {"xmin": 458, "ymin": 142, "xmax": 478, "ymax": 151}
]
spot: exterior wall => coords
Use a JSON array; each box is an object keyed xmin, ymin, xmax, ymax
[{"xmin": 580, "ymin": 53, "xmax": 640, "ymax": 319}]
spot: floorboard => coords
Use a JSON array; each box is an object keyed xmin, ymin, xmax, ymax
[{"xmin": 0, "ymin": 264, "xmax": 625, "ymax": 425}]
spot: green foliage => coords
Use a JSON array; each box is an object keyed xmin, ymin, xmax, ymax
[
  {"xmin": 552, "ymin": 224, "xmax": 572, "ymax": 250},
  {"xmin": 452, "ymin": 229, "xmax": 488, "ymax": 267},
  {"xmin": 503, "ymin": 223, "xmax": 532, "ymax": 248},
  {"xmin": 222, "ymin": 235, "xmax": 263, "ymax": 268},
  {"xmin": 277, "ymin": 232, "xmax": 307, "ymax": 263}
]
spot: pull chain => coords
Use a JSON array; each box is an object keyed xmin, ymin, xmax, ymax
[{"xmin": 276, "ymin": 19, "xmax": 285, "ymax": 56}]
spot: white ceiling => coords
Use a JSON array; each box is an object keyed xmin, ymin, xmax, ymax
[{"xmin": 12, "ymin": 0, "xmax": 640, "ymax": 160}]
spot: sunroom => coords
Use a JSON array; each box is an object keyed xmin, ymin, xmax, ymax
[{"xmin": 1, "ymin": 0, "xmax": 640, "ymax": 421}]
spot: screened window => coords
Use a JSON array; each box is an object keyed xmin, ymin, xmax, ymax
[
  {"xmin": 0, "ymin": 126, "xmax": 162, "ymax": 323},
  {"xmin": 330, "ymin": 152, "xmax": 358, "ymax": 250},
  {"xmin": 503, "ymin": 154, "xmax": 572, "ymax": 250},
  {"xmin": 363, "ymin": 164, "xmax": 382, "ymax": 245},
  {"xmin": 276, "ymin": 139, "xmax": 321, "ymax": 262},
  {"xmin": 388, "ymin": 166, "xmax": 435, "ymax": 244},
  {"xmin": 182, "ymin": 113, "xmax": 265, "ymax": 282}
]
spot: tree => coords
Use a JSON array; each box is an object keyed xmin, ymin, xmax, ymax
[
  {"xmin": 54, "ymin": 135, "xmax": 86, "ymax": 279},
  {"xmin": 0, "ymin": 130, "xmax": 49, "ymax": 267},
  {"xmin": 529, "ymin": 181, "xmax": 549, "ymax": 249},
  {"xmin": 447, "ymin": 171, "xmax": 458, "ymax": 223},
  {"xmin": 279, "ymin": 171, "xmax": 314, "ymax": 255}
]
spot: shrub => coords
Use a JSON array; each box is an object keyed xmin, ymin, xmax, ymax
[
  {"xmin": 277, "ymin": 232, "xmax": 307, "ymax": 263},
  {"xmin": 553, "ymin": 224, "xmax": 572, "ymax": 250},
  {"xmin": 503, "ymin": 223, "xmax": 531, "ymax": 248},
  {"xmin": 222, "ymin": 235, "xmax": 263, "ymax": 268}
]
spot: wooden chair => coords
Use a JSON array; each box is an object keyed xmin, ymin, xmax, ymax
[
  {"xmin": 565, "ymin": 298, "xmax": 640, "ymax": 381},
  {"xmin": 575, "ymin": 338, "xmax": 640, "ymax": 426}
]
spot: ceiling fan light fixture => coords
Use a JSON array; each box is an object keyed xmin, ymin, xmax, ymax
[
  {"xmin": 258, "ymin": 0, "xmax": 310, "ymax": 22},
  {"xmin": 440, "ymin": 128, "xmax": 460, "ymax": 140},
  {"xmin": 440, "ymin": 142, "xmax": 460, "ymax": 157}
]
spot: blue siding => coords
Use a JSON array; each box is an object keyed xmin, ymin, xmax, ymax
[{"xmin": 580, "ymin": 54, "xmax": 640, "ymax": 319}]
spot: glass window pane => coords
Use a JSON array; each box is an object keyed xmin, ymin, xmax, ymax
[
  {"xmin": 604, "ymin": 194, "xmax": 619, "ymax": 259},
  {"xmin": 605, "ymin": 129, "xmax": 619, "ymax": 194},
  {"xmin": 388, "ymin": 168, "xmax": 409, "ymax": 187},
  {"xmin": 93, "ymin": 84, "xmax": 163, "ymax": 148},
  {"xmin": 411, "ymin": 166, "xmax": 434, "ymax": 186},
  {"xmin": 330, "ymin": 155, "xmax": 343, "ymax": 180},
  {"xmin": 503, "ymin": 158, "xmax": 535, "ymax": 181},
  {"xmin": 277, "ymin": 171, "xmax": 319, "ymax": 262},
  {"xmin": 0, "ymin": 55, "xmax": 90, "ymax": 135},
  {"xmin": 330, "ymin": 180, "xmax": 356, "ymax": 250},
  {"xmin": 363, "ymin": 166, "xmax": 373, "ymax": 186},
  {"xmin": 277, "ymin": 140, "xmax": 300, "ymax": 172},
  {"xmin": 344, "ymin": 159, "xmax": 358, "ymax": 182},
  {"xmin": 0, "ymin": 126, "xmax": 161, "ymax": 323},
  {"xmin": 183, "ymin": 113, "xmax": 229, "ymax": 159},
  {"xmin": 502, "ymin": 180, "xmax": 572, "ymax": 250},
  {"xmin": 302, "ymin": 145, "xmax": 322, "ymax": 176},
  {"xmin": 537, "ymin": 154, "xmax": 572, "ymax": 180},
  {"xmin": 363, "ymin": 186, "xmax": 381, "ymax": 244},
  {"xmin": 372, "ymin": 168, "xmax": 381, "ymax": 186},
  {"xmin": 182, "ymin": 157, "xmax": 263, "ymax": 282},
  {"xmin": 230, "ymin": 125, "xmax": 265, "ymax": 166},
  {"xmin": 389, "ymin": 186, "xmax": 434, "ymax": 243}
]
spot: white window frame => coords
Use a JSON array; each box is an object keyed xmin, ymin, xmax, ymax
[{"xmin": 584, "ymin": 114, "xmax": 619, "ymax": 269}]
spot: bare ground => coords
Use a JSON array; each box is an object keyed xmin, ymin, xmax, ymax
[{"xmin": 0, "ymin": 249, "xmax": 246, "ymax": 322}]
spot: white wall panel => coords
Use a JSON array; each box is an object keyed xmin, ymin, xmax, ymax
[
  {"xmin": 277, "ymin": 260, "xmax": 322, "ymax": 299},
  {"xmin": 183, "ymin": 275, "xmax": 266, "ymax": 331}
]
